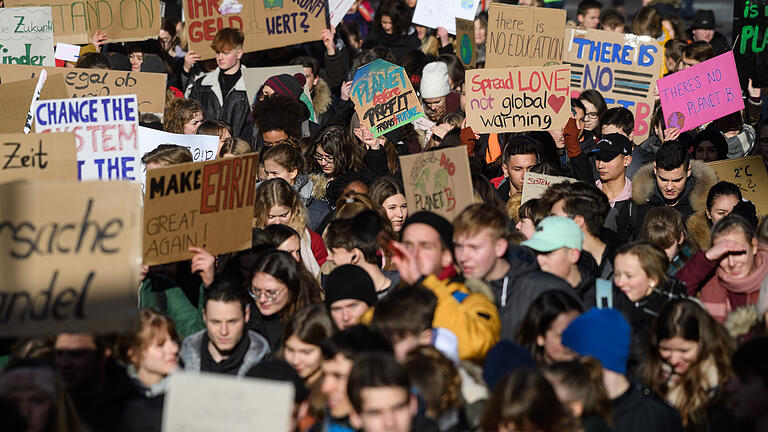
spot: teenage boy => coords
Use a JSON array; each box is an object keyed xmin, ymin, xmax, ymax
[
  {"xmin": 496, "ymin": 136, "xmax": 539, "ymax": 201},
  {"xmin": 371, "ymin": 286, "xmax": 441, "ymax": 362},
  {"xmin": 591, "ymin": 133, "xmax": 633, "ymax": 215},
  {"xmin": 187, "ymin": 28, "xmax": 251, "ymax": 141},
  {"xmin": 599, "ymin": 107, "xmax": 653, "ymax": 180},
  {"xmin": 324, "ymin": 265, "xmax": 378, "ymax": 330},
  {"xmin": 577, "ymin": 0, "xmax": 602, "ymax": 29}
]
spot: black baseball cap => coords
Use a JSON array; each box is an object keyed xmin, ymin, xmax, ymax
[{"xmin": 589, "ymin": 133, "xmax": 632, "ymax": 161}]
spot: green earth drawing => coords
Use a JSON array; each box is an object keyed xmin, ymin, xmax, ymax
[{"xmin": 460, "ymin": 34, "xmax": 472, "ymax": 65}]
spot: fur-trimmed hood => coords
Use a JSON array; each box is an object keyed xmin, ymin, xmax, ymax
[
  {"xmin": 631, "ymin": 160, "xmax": 718, "ymax": 214},
  {"xmin": 312, "ymin": 78, "xmax": 332, "ymax": 118},
  {"xmin": 686, "ymin": 210, "xmax": 712, "ymax": 250}
]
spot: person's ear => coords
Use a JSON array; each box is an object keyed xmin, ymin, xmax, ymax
[
  {"xmin": 536, "ymin": 335, "xmax": 545, "ymax": 347},
  {"xmin": 501, "ymin": 163, "xmax": 509, "ymax": 178},
  {"xmin": 570, "ymin": 249, "xmax": 580, "ymax": 264},
  {"xmin": 236, "ymin": 48, "xmax": 243, "ymax": 60},
  {"xmin": 624, "ymin": 155, "xmax": 632, "ymax": 167},
  {"xmin": 652, "ymin": 162, "xmax": 657, "ymax": 176},
  {"xmin": 572, "ymin": 215, "xmax": 586, "ymax": 231},
  {"xmin": 569, "ymin": 401, "xmax": 584, "ymax": 418},
  {"xmin": 349, "ymin": 409, "xmax": 363, "ymax": 429},
  {"xmin": 351, "ymin": 248, "xmax": 363, "ymax": 264},
  {"xmin": 752, "ymin": 237, "xmax": 759, "ymax": 255},
  {"xmin": 441, "ymin": 248, "xmax": 453, "ymax": 269},
  {"xmin": 628, "ymin": 131, "xmax": 635, "ymax": 142},
  {"xmin": 687, "ymin": 164, "xmax": 692, "ymax": 178},
  {"xmin": 290, "ymin": 169, "xmax": 298, "ymax": 181},
  {"xmin": 494, "ymin": 237, "xmax": 509, "ymax": 259},
  {"xmin": 418, "ymin": 328, "xmax": 433, "ymax": 345},
  {"xmin": 705, "ymin": 208, "xmax": 712, "ymax": 221},
  {"xmin": 244, "ymin": 305, "xmax": 250, "ymax": 323}
]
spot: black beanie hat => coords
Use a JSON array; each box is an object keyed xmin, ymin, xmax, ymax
[
  {"xmin": 401, "ymin": 211, "xmax": 454, "ymax": 249},
  {"xmin": 245, "ymin": 359, "xmax": 308, "ymax": 402},
  {"xmin": 324, "ymin": 265, "xmax": 377, "ymax": 307}
]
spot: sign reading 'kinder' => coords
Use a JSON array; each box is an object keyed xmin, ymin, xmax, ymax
[
  {"xmin": 143, "ymin": 154, "xmax": 258, "ymax": 266},
  {"xmin": 0, "ymin": 7, "xmax": 55, "ymax": 67},
  {"xmin": 465, "ymin": 65, "xmax": 571, "ymax": 133},
  {"xmin": 486, "ymin": 4, "xmax": 565, "ymax": 68}
]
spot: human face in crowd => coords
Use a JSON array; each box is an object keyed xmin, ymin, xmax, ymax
[
  {"xmin": 707, "ymin": 194, "xmax": 740, "ymax": 225},
  {"xmin": 54, "ymin": 333, "xmax": 102, "ymax": 391},
  {"xmin": 354, "ymin": 387, "xmax": 415, "ymax": 432},
  {"xmin": 129, "ymin": 52, "xmax": 143, "ymax": 72},
  {"xmin": 515, "ymin": 217, "xmax": 536, "ymax": 239},
  {"xmin": 596, "ymin": 154, "xmax": 630, "ymax": 183},
  {"xmin": 315, "ymin": 145, "xmax": 335, "ymax": 176},
  {"xmin": 382, "ymin": 194, "xmax": 408, "ymax": 232},
  {"xmin": 503, "ymin": 154, "xmax": 538, "ymax": 192},
  {"xmin": 263, "ymin": 129, "xmax": 288, "ymax": 146},
  {"xmin": 321, "ymin": 353, "xmax": 355, "ymax": 418},
  {"xmin": 203, "ymin": 300, "xmax": 248, "ymax": 353},
  {"xmin": 658, "ymin": 336, "xmax": 699, "ymax": 375},
  {"xmin": 4, "ymin": 384, "xmax": 53, "ymax": 432},
  {"xmin": 573, "ymin": 106, "xmax": 586, "ymax": 136},
  {"xmin": 474, "ymin": 19, "xmax": 487, "ymax": 45},
  {"xmin": 267, "ymin": 204, "xmax": 292, "ymax": 226},
  {"xmin": 538, "ymin": 310, "xmax": 580, "ymax": 363},
  {"xmin": 654, "ymin": 164, "xmax": 690, "ymax": 203},
  {"xmin": 264, "ymin": 159, "xmax": 298, "ymax": 185},
  {"xmin": 415, "ymin": 25, "xmax": 428, "ymax": 41},
  {"xmin": 261, "ymin": 85, "xmax": 276, "ymax": 99},
  {"xmin": 380, "ymin": 14, "xmax": 394, "ymax": 34},
  {"xmin": 455, "ymin": 228, "xmax": 508, "ymax": 280},
  {"xmin": 284, "ymin": 334, "xmax": 323, "ymax": 380},
  {"xmin": 726, "ymin": 373, "xmax": 768, "ymax": 419},
  {"xmin": 613, "ymin": 253, "xmax": 656, "ymax": 302},
  {"xmin": 158, "ymin": 29, "xmax": 174, "ymax": 52},
  {"xmin": 251, "ymin": 272, "xmax": 290, "ymax": 317},
  {"xmin": 401, "ymin": 223, "xmax": 453, "ymax": 277},
  {"xmin": 135, "ymin": 332, "xmax": 179, "ymax": 382},
  {"xmin": 215, "ymin": 46, "xmax": 243, "ymax": 73},
  {"xmin": 578, "ymin": 8, "xmax": 601, "ymax": 29},
  {"xmin": 278, "ymin": 235, "xmax": 302, "ymax": 262},
  {"xmin": 536, "ymin": 247, "xmax": 577, "ymax": 281},
  {"xmin": 581, "ymin": 99, "xmax": 599, "ymax": 131},
  {"xmin": 713, "ymin": 230, "xmax": 759, "ymax": 279},
  {"xmin": 329, "ymin": 299, "xmax": 369, "ymax": 330},
  {"xmin": 692, "ymin": 28, "xmax": 715, "ymax": 43},
  {"xmin": 184, "ymin": 111, "xmax": 204, "ymax": 135},
  {"xmin": 303, "ymin": 66, "xmax": 318, "ymax": 93},
  {"xmin": 423, "ymin": 97, "xmax": 447, "ymax": 122},
  {"xmin": 679, "ymin": 54, "xmax": 700, "ymax": 70},
  {"xmin": 695, "ymin": 140, "xmax": 719, "ymax": 162}
]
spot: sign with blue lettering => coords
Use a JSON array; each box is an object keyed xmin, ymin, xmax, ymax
[
  {"xmin": 34, "ymin": 95, "xmax": 140, "ymax": 181},
  {"xmin": 0, "ymin": 8, "xmax": 54, "ymax": 67},
  {"xmin": 351, "ymin": 59, "xmax": 425, "ymax": 137},
  {"xmin": 563, "ymin": 27, "xmax": 661, "ymax": 143}
]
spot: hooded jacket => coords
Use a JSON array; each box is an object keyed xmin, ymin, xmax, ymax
[
  {"xmin": 617, "ymin": 160, "xmax": 718, "ymax": 240},
  {"xmin": 187, "ymin": 65, "xmax": 252, "ymax": 142},
  {"xmin": 179, "ymin": 329, "xmax": 270, "ymax": 376},
  {"xmin": 686, "ymin": 209, "xmax": 712, "ymax": 250}
]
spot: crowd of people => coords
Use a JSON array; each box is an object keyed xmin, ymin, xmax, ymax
[{"xmin": 2, "ymin": 0, "xmax": 768, "ymax": 431}]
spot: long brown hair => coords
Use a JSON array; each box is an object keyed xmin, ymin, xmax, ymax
[
  {"xmin": 252, "ymin": 178, "xmax": 308, "ymax": 237},
  {"xmin": 119, "ymin": 309, "xmax": 179, "ymax": 369}
]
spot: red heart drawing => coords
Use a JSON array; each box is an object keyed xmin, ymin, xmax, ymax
[{"xmin": 548, "ymin": 94, "xmax": 565, "ymax": 114}]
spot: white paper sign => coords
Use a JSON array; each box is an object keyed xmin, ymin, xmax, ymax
[
  {"xmin": 34, "ymin": 96, "xmax": 140, "ymax": 181},
  {"xmin": 412, "ymin": 0, "xmax": 480, "ymax": 34},
  {"xmin": 137, "ymin": 126, "xmax": 219, "ymax": 191},
  {"xmin": 54, "ymin": 42, "xmax": 81, "ymax": 62},
  {"xmin": 329, "ymin": 0, "xmax": 358, "ymax": 28},
  {"xmin": 0, "ymin": 7, "xmax": 55, "ymax": 67},
  {"xmin": 162, "ymin": 371, "xmax": 294, "ymax": 432}
]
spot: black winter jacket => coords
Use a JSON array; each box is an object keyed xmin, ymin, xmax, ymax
[
  {"xmin": 612, "ymin": 382, "xmax": 684, "ymax": 432},
  {"xmin": 187, "ymin": 66, "xmax": 252, "ymax": 142}
]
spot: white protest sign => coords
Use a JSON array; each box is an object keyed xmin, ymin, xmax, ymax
[
  {"xmin": 0, "ymin": 7, "xmax": 55, "ymax": 66},
  {"xmin": 521, "ymin": 171, "xmax": 570, "ymax": 203},
  {"xmin": 412, "ymin": 0, "xmax": 480, "ymax": 34},
  {"xmin": 329, "ymin": 0, "xmax": 358, "ymax": 28},
  {"xmin": 162, "ymin": 371, "xmax": 294, "ymax": 432},
  {"xmin": 34, "ymin": 95, "xmax": 140, "ymax": 181},
  {"xmin": 54, "ymin": 42, "xmax": 81, "ymax": 62},
  {"xmin": 137, "ymin": 126, "xmax": 219, "ymax": 191}
]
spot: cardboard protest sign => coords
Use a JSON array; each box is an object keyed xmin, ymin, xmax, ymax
[
  {"xmin": 521, "ymin": 171, "xmax": 570, "ymax": 203},
  {"xmin": 486, "ymin": 4, "xmax": 565, "ymax": 68},
  {"xmin": 564, "ymin": 27, "xmax": 661, "ymax": 143},
  {"xmin": 0, "ymin": 73, "xmax": 68, "ymax": 134},
  {"xmin": 657, "ymin": 51, "xmax": 744, "ymax": 133},
  {"xmin": 142, "ymin": 154, "xmax": 257, "ymax": 266},
  {"xmin": 0, "ymin": 180, "xmax": 141, "ymax": 336},
  {"xmin": 243, "ymin": 65, "xmax": 309, "ymax": 105},
  {"xmin": 0, "ymin": 7, "xmax": 55, "ymax": 67},
  {"xmin": 6, "ymin": 0, "xmax": 162, "ymax": 44},
  {"xmin": 0, "ymin": 133, "xmax": 77, "ymax": 182},
  {"xmin": 465, "ymin": 65, "xmax": 571, "ymax": 133},
  {"xmin": 163, "ymin": 371, "xmax": 294, "ymax": 432},
  {"xmin": 0, "ymin": 64, "xmax": 167, "ymax": 114},
  {"xmin": 137, "ymin": 126, "xmax": 219, "ymax": 192},
  {"xmin": 399, "ymin": 146, "xmax": 473, "ymax": 221},
  {"xmin": 733, "ymin": 0, "xmax": 768, "ymax": 87},
  {"xmin": 351, "ymin": 59, "xmax": 425, "ymax": 137},
  {"xmin": 455, "ymin": 18, "xmax": 476, "ymax": 69},
  {"xmin": 709, "ymin": 156, "xmax": 768, "ymax": 216},
  {"xmin": 329, "ymin": 0, "xmax": 357, "ymax": 28},
  {"xmin": 412, "ymin": 0, "xmax": 480, "ymax": 35},
  {"xmin": 35, "ymin": 95, "xmax": 140, "ymax": 181},
  {"xmin": 182, "ymin": 0, "xmax": 326, "ymax": 60}
]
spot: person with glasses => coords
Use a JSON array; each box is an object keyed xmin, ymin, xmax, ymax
[
  {"xmin": 246, "ymin": 250, "xmax": 322, "ymax": 352},
  {"xmin": 578, "ymin": 90, "xmax": 607, "ymax": 139},
  {"xmin": 312, "ymin": 126, "xmax": 366, "ymax": 183}
]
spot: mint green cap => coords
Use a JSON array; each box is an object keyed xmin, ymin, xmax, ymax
[{"xmin": 521, "ymin": 216, "xmax": 583, "ymax": 252}]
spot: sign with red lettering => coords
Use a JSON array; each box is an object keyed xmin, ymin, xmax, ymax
[
  {"xmin": 183, "ymin": 0, "xmax": 326, "ymax": 60},
  {"xmin": 142, "ymin": 153, "xmax": 258, "ymax": 266},
  {"xmin": 465, "ymin": 64, "xmax": 571, "ymax": 133},
  {"xmin": 563, "ymin": 27, "xmax": 661, "ymax": 143},
  {"xmin": 521, "ymin": 171, "xmax": 569, "ymax": 203},
  {"xmin": 399, "ymin": 146, "xmax": 473, "ymax": 221},
  {"xmin": 351, "ymin": 59, "xmax": 425, "ymax": 137},
  {"xmin": 0, "ymin": 180, "xmax": 141, "ymax": 336}
]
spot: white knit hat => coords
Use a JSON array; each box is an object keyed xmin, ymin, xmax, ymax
[{"xmin": 420, "ymin": 62, "xmax": 451, "ymax": 99}]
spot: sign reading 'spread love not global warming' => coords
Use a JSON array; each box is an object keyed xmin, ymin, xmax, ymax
[
  {"xmin": 465, "ymin": 65, "xmax": 571, "ymax": 133},
  {"xmin": 486, "ymin": 4, "xmax": 566, "ymax": 68},
  {"xmin": 657, "ymin": 51, "xmax": 744, "ymax": 133},
  {"xmin": 351, "ymin": 59, "xmax": 424, "ymax": 137},
  {"xmin": 182, "ymin": 0, "xmax": 326, "ymax": 60},
  {"xmin": 0, "ymin": 8, "xmax": 55, "ymax": 66},
  {"xmin": 34, "ymin": 95, "xmax": 140, "ymax": 181},
  {"xmin": 733, "ymin": 0, "xmax": 768, "ymax": 87},
  {"xmin": 564, "ymin": 27, "xmax": 661, "ymax": 143}
]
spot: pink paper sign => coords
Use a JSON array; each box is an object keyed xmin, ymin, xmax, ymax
[{"xmin": 657, "ymin": 51, "xmax": 744, "ymax": 133}]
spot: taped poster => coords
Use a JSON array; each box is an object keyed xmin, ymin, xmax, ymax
[
  {"xmin": 465, "ymin": 64, "xmax": 571, "ymax": 133},
  {"xmin": 455, "ymin": 18, "xmax": 476, "ymax": 69},
  {"xmin": 0, "ymin": 7, "xmax": 55, "ymax": 67},
  {"xmin": 351, "ymin": 59, "xmax": 425, "ymax": 137},
  {"xmin": 0, "ymin": 133, "xmax": 78, "ymax": 182},
  {"xmin": 486, "ymin": 4, "xmax": 565, "ymax": 68},
  {"xmin": 657, "ymin": 51, "xmax": 744, "ymax": 133},
  {"xmin": 182, "ymin": 0, "xmax": 326, "ymax": 60},
  {"xmin": 412, "ymin": 0, "xmax": 480, "ymax": 34},
  {"xmin": 399, "ymin": 146, "xmax": 473, "ymax": 221},
  {"xmin": 521, "ymin": 171, "xmax": 570, "ymax": 203},
  {"xmin": 0, "ymin": 180, "xmax": 141, "ymax": 336},
  {"xmin": 708, "ymin": 156, "xmax": 768, "ymax": 216},
  {"xmin": 143, "ymin": 154, "xmax": 258, "ymax": 266},
  {"xmin": 733, "ymin": 0, "xmax": 768, "ymax": 87},
  {"xmin": 563, "ymin": 27, "xmax": 661, "ymax": 143},
  {"xmin": 34, "ymin": 95, "xmax": 140, "ymax": 181}
]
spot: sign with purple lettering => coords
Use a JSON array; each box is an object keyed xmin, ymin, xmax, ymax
[
  {"xmin": 351, "ymin": 59, "xmax": 425, "ymax": 137},
  {"xmin": 34, "ymin": 95, "xmax": 140, "ymax": 181},
  {"xmin": 657, "ymin": 51, "xmax": 744, "ymax": 133}
]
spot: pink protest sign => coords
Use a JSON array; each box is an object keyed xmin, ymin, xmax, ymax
[{"xmin": 657, "ymin": 51, "xmax": 744, "ymax": 133}]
